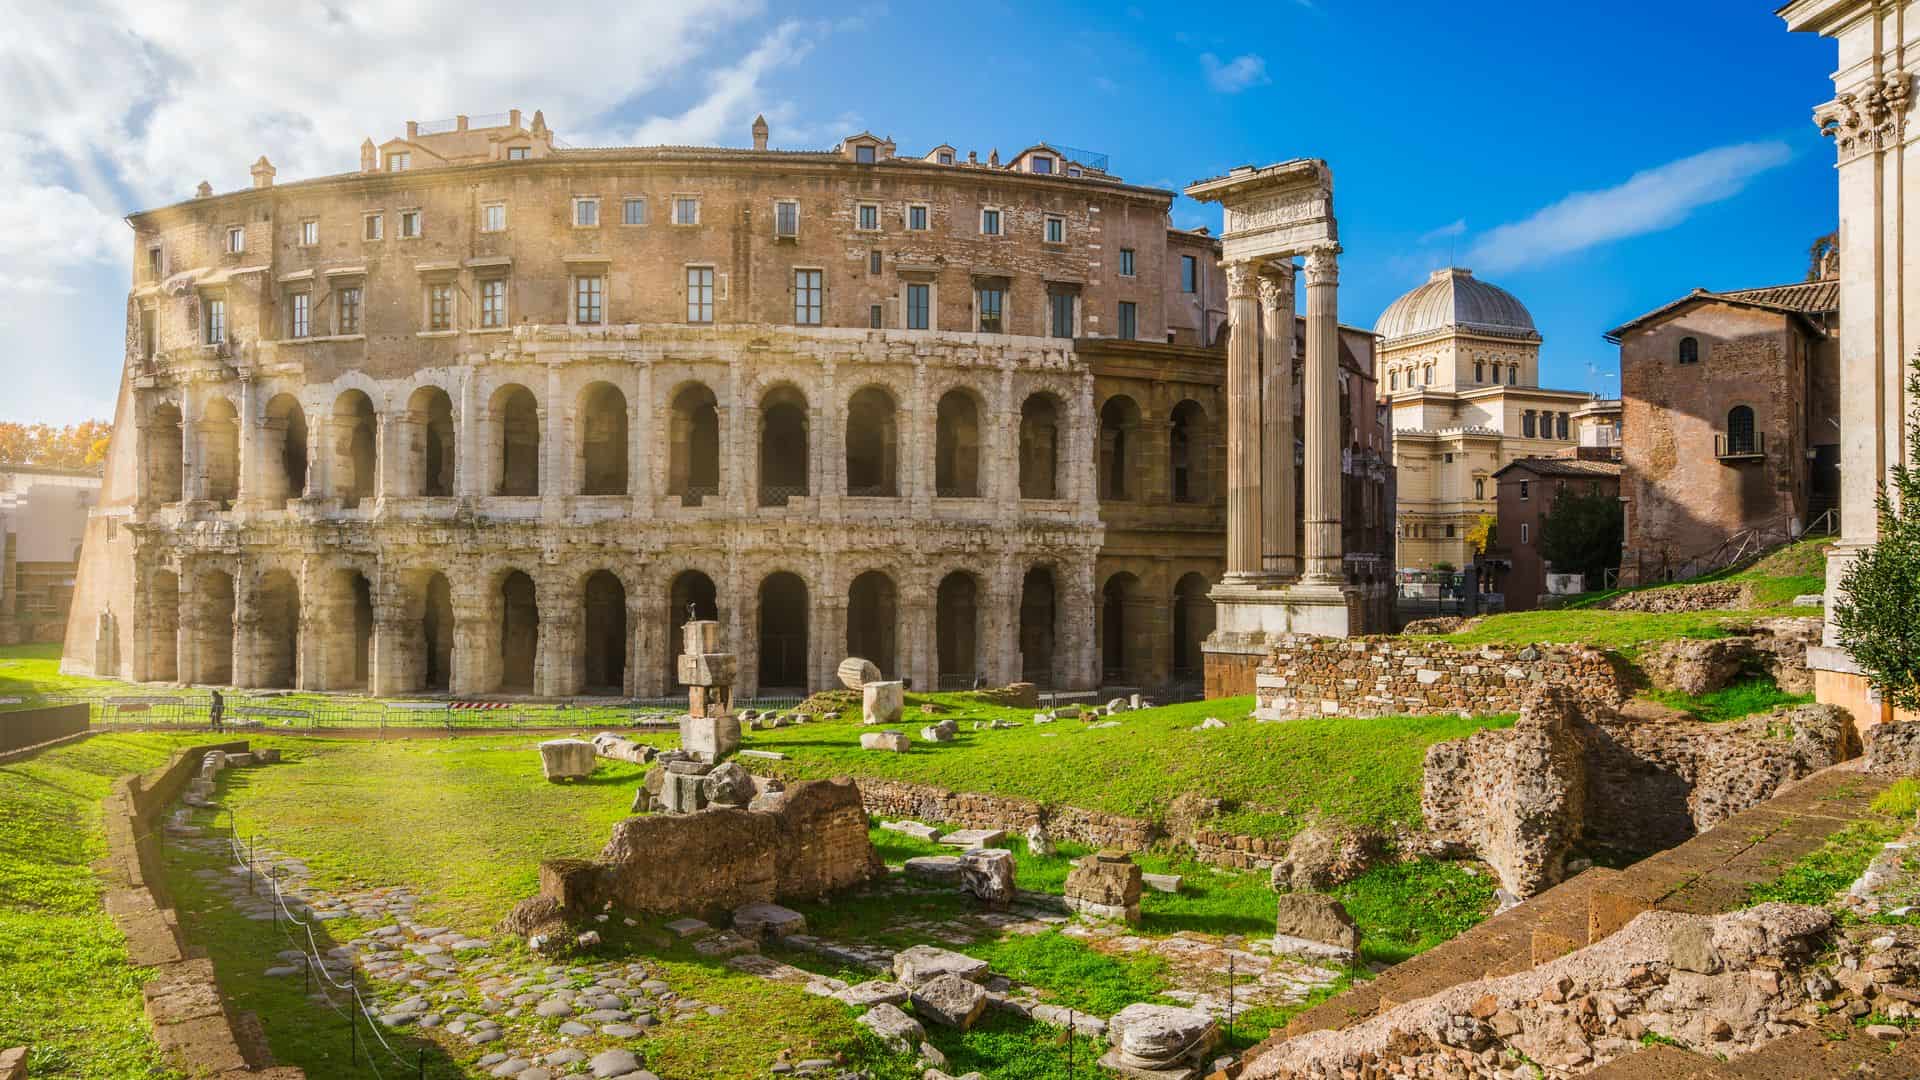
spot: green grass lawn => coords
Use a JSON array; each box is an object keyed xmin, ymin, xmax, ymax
[
  {"xmin": 1641, "ymin": 674, "xmax": 1814, "ymax": 724},
  {"xmin": 0, "ymin": 642, "xmax": 121, "ymax": 701},
  {"xmin": 0, "ymin": 732, "xmax": 214, "ymax": 1079}
]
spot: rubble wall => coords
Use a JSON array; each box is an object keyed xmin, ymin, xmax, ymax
[{"xmin": 1255, "ymin": 637, "xmax": 1630, "ymax": 720}]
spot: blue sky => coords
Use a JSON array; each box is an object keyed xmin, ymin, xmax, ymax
[{"xmin": 1, "ymin": 1, "xmax": 1838, "ymax": 423}]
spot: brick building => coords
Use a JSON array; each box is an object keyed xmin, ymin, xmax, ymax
[
  {"xmin": 1607, "ymin": 276, "xmax": 1839, "ymax": 585},
  {"xmin": 1488, "ymin": 456, "xmax": 1622, "ymax": 611},
  {"xmin": 1, "ymin": 464, "xmax": 100, "ymax": 645},
  {"xmin": 64, "ymin": 109, "xmax": 1391, "ymax": 698}
]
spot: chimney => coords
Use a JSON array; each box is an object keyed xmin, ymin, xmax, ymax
[
  {"xmin": 988, "ymin": 148, "xmax": 1000, "ymax": 167},
  {"xmin": 752, "ymin": 114, "xmax": 769, "ymax": 151},
  {"xmin": 456, "ymin": 114, "xmax": 469, "ymax": 132},
  {"xmin": 406, "ymin": 120, "xmax": 419, "ymax": 140},
  {"xmin": 510, "ymin": 108, "xmax": 522, "ymax": 130},
  {"xmin": 195, "ymin": 181, "xmax": 212, "ymax": 198},
  {"xmin": 250, "ymin": 156, "xmax": 275, "ymax": 188},
  {"xmin": 360, "ymin": 138, "xmax": 377, "ymax": 173},
  {"xmin": 967, "ymin": 150, "xmax": 978, "ymax": 165},
  {"xmin": 531, "ymin": 110, "xmax": 548, "ymax": 138}
]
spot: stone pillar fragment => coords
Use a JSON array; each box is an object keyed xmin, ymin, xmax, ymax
[
  {"xmin": 1302, "ymin": 244, "xmax": 1344, "ymax": 585},
  {"xmin": 1258, "ymin": 264, "xmax": 1298, "ymax": 581},
  {"xmin": 1223, "ymin": 260, "xmax": 1262, "ymax": 581}
]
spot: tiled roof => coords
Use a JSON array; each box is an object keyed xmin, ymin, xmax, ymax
[
  {"xmin": 1493, "ymin": 457, "xmax": 1622, "ymax": 479},
  {"xmin": 1715, "ymin": 280, "xmax": 1839, "ymax": 314}
]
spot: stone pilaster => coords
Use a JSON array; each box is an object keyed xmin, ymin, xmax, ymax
[
  {"xmin": 1258, "ymin": 263, "xmax": 1298, "ymax": 580},
  {"xmin": 1302, "ymin": 244, "xmax": 1344, "ymax": 585},
  {"xmin": 1223, "ymin": 259, "xmax": 1263, "ymax": 581}
]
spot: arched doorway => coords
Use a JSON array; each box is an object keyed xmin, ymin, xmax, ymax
[
  {"xmin": 491, "ymin": 384, "xmax": 541, "ymax": 496},
  {"xmin": 758, "ymin": 572, "xmax": 809, "ymax": 691},
  {"xmin": 148, "ymin": 403, "xmax": 184, "ymax": 505},
  {"xmin": 418, "ymin": 571, "xmax": 454, "ymax": 692},
  {"xmin": 582, "ymin": 570, "xmax": 627, "ymax": 694},
  {"xmin": 936, "ymin": 571, "xmax": 979, "ymax": 690},
  {"xmin": 669, "ymin": 384, "xmax": 721, "ymax": 505},
  {"xmin": 579, "ymin": 382, "xmax": 630, "ymax": 495},
  {"xmin": 408, "ymin": 386, "xmax": 456, "ymax": 497},
  {"xmin": 759, "ymin": 386, "xmax": 809, "ymax": 507},
  {"xmin": 255, "ymin": 569, "xmax": 301, "ymax": 689},
  {"xmin": 1099, "ymin": 395, "xmax": 1141, "ymax": 501},
  {"xmin": 1171, "ymin": 572, "xmax": 1214, "ymax": 682},
  {"xmin": 498, "ymin": 570, "xmax": 539, "ymax": 691},
  {"xmin": 1169, "ymin": 400, "xmax": 1207, "ymax": 504},
  {"xmin": 935, "ymin": 389, "xmax": 981, "ymax": 498},
  {"xmin": 845, "ymin": 388, "xmax": 898, "ymax": 497},
  {"xmin": 1100, "ymin": 572, "xmax": 1147, "ymax": 685},
  {"xmin": 319, "ymin": 569, "xmax": 374, "ymax": 690},
  {"xmin": 1019, "ymin": 567, "xmax": 1056, "ymax": 685},
  {"xmin": 330, "ymin": 390, "xmax": 378, "ymax": 508},
  {"xmin": 1019, "ymin": 394, "xmax": 1061, "ymax": 499},
  {"xmin": 667, "ymin": 570, "xmax": 719, "ymax": 688},
  {"xmin": 846, "ymin": 570, "xmax": 897, "ymax": 678},
  {"xmin": 200, "ymin": 398, "xmax": 240, "ymax": 507},
  {"xmin": 263, "ymin": 393, "xmax": 307, "ymax": 503},
  {"xmin": 148, "ymin": 568, "xmax": 181, "ymax": 682},
  {"xmin": 196, "ymin": 569, "xmax": 236, "ymax": 685}
]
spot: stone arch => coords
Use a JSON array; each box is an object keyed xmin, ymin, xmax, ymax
[
  {"xmin": 193, "ymin": 566, "xmax": 236, "ymax": 685},
  {"xmin": 935, "ymin": 569, "xmax": 981, "ymax": 689},
  {"xmin": 403, "ymin": 384, "xmax": 457, "ymax": 497},
  {"xmin": 1019, "ymin": 392, "xmax": 1064, "ymax": 499},
  {"xmin": 1171, "ymin": 571, "xmax": 1213, "ymax": 681},
  {"xmin": 497, "ymin": 568, "xmax": 540, "ymax": 692},
  {"xmin": 934, "ymin": 387, "xmax": 982, "ymax": 498},
  {"xmin": 578, "ymin": 381, "xmax": 630, "ymax": 496},
  {"xmin": 489, "ymin": 383, "xmax": 541, "ymax": 497},
  {"xmin": 757, "ymin": 570, "xmax": 809, "ymax": 692},
  {"xmin": 580, "ymin": 569, "xmax": 628, "ymax": 694},
  {"xmin": 399, "ymin": 568, "xmax": 456, "ymax": 693},
  {"xmin": 148, "ymin": 401, "xmax": 185, "ymax": 505},
  {"xmin": 1169, "ymin": 399, "xmax": 1208, "ymax": 504},
  {"xmin": 1099, "ymin": 571, "xmax": 1150, "ymax": 685},
  {"xmin": 846, "ymin": 569, "xmax": 898, "ymax": 679},
  {"xmin": 668, "ymin": 381, "xmax": 721, "ymax": 505},
  {"xmin": 199, "ymin": 396, "xmax": 240, "ymax": 507},
  {"xmin": 759, "ymin": 384, "xmax": 809, "ymax": 507},
  {"xmin": 253, "ymin": 568, "xmax": 301, "ymax": 689},
  {"xmin": 1018, "ymin": 565, "xmax": 1057, "ymax": 685},
  {"xmin": 330, "ymin": 389, "xmax": 379, "ymax": 508},
  {"xmin": 667, "ymin": 569, "xmax": 719, "ymax": 689},
  {"xmin": 262, "ymin": 393, "xmax": 308, "ymax": 503},
  {"xmin": 1098, "ymin": 394, "xmax": 1143, "ymax": 501},
  {"xmin": 147, "ymin": 567, "xmax": 181, "ymax": 682},
  {"xmin": 845, "ymin": 386, "xmax": 899, "ymax": 497},
  {"xmin": 316, "ymin": 566, "xmax": 374, "ymax": 690}
]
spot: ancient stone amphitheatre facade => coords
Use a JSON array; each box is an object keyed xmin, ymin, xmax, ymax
[{"xmin": 63, "ymin": 109, "xmax": 1400, "ymax": 699}]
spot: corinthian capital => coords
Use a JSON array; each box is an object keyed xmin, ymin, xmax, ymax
[
  {"xmin": 1304, "ymin": 244, "xmax": 1342, "ymax": 287},
  {"xmin": 1224, "ymin": 259, "xmax": 1257, "ymax": 300},
  {"xmin": 1256, "ymin": 263, "xmax": 1295, "ymax": 313},
  {"xmin": 1817, "ymin": 72, "xmax": 1915, "ymax": 163}
]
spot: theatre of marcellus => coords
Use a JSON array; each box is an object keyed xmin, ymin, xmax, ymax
[{"xmin": 62, "ymin": 111, "xmax": 1394, "ymax": 700}]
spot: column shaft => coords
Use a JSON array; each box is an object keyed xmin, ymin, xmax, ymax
[
  {"xmin": 1259, "ymin": 265, "xmax": 1298, "ymax": 579},
  {"xmin": 1303, "ymin": 245, "xmax": 1344, "ymax": 584},
  {"xmin": 1223, "ymin": 261, "xmax": 1262, "ymax": 580}
]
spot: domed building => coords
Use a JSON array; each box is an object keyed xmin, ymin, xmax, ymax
[{"xmin": 1373, "ymin": 268, "xmax": 1603, "ymax": 583}]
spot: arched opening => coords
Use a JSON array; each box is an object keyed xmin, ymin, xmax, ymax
[
  {"xmin": 407, "ymin": 386, "xmax": 456, "ymax": 497},
  {"xmin": 845, "ymin": 388, "xmax": 898, "ymax": 497},
  {"xmin": 1099, "ymin": 395, "xmax": 1141, "ymax": 501},
  {"xmin": 935, "ymin": 389, "xmax": 981, "ymax": 498},
  {"xmin": 846, "ymin": 570, "xmax": 897, "ymax": 678},
  {"xmin": 936, "ymin": 571, "xmax": 979, "ymax": 690},
  {"xmin": 196, "ymin": 569, "xmax": 235, "ymax": 685},
  {"xmin": 331, "ymin": 390, "xmax": 378, "ymax": 508},
  {"xmin": 1171, "ymin": 572, "xmax": 1214, "ymax": 682},
  {"xmin": 1100, "ymin": 572, "xmax": 1148, "ymax": 685},
  {"xmin": 318, "ymin": 569, "xmax": 374, "ymax": 690},
  {"xmin": 667, "ymin": 570, "xmax": 719, "ymax": 688},
  {"xmin": 582, "ymin": 570, "xmax": 627, "ymax": 694},
  {"xmin": 148, "ymin": 403, "xmax": 185, "ymax": 505},
  {"xmin": 199, "ymin": 398, "xmax": 240, "ymax": 507},
  {"xmin": 1019, "ymin": 567, "xmax": 1056, "ymax": 685},
  {"xmin": 417, "ymin": 571, "xmax": 454, "ymax": 692},
  {"xmin": 669, "ymin": 383, "xmax": 721, "ymax": 506},
  {"xmin": 255, "ymin": 569, "xmax": 300, "ymax": 689},
  {"xmin": 498, "ymin": 570, "xmax": 539, "ymax": 692},
  {"xmin": 1170, "ymin": 400, "xmax": 1207, "ymax": 504},
  {"xmin": 1019, "ymin": 394, "xmax": 1062, "ymax": 499},
  {"xmin": 262, "ymin": 394, "xmax": 307, "ymax": 503},
  {"xmin": 578, "ymin": 382, "xmax": 630, "ymax": 495},
  {"xmin": 148, "ymin": 568, "xmax": 180, "ymax": 682},
  {"xmin": 491, "ymin": 384, "xmax": 541, "ymax": 496},
  {"xmin": 757, "ymin": 571, "xmax": 809, "ymax": 691},
  {"xmin": 1679, "ymin": 337, "xmax": 1700, "ymax": 365},
  {"xmin": 759, "ymin": 385, "xmax": 809, "ymax": 507},
  {"xmin": 1726, "ymin": 405, "xmax": 1757, "ymax": 455}
]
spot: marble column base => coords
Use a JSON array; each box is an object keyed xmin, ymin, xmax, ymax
[{"xmin": 1206, "ymin": 580, "xmax": 1356, "ymax": 639}]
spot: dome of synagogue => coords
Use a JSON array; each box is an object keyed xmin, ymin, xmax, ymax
[{"xmin": 1374, "ymin": 267, "xmax": 1540, "ymax": 344}]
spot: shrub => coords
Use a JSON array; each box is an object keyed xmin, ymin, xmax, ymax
[{"xmin": 1833, "ymin": 372, "xmax": 1920, "ymax": 713}]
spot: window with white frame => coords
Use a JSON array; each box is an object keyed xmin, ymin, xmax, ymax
[
  {"xmin": 937, "ymin": 151, "xmax": 954, "ymax": 165},
  {"xmin": 1048, "ymin": 292, "xmax": 1075, "ymax": 339},
  {"xmin": 299, "ymin": 220, "xmax": 318, "ymax": 246},
  {"xmin": 1520, "ymin": 522, "xmax": 1530, "ymax": 545},
  {"xmin": 857, "ymin": 203, "xmax": 880, "ymax": 231},
  {"xmin": 1044, "ymin": 215, "xmax": 1064, "ymax": 244},
  {"xmin": 337, "ymin": 285, "xmax": 362, "ymax": 334},
  {"xmin": 479, "ymin": 278, "xmax": 507, "ymax": 328},
  {"xmin": 1031, "ymin": 156, "xmax": 1054, "ymax": 174},
  {"xmin": 204, "ymin": 296, "xmax": 226, "ymax": 344},
  {"xmin": 225, "ymin": 226, "xmax": 245, "ymax": 254},
  {"xmin": 794, "ymin": 269, "xmax": 822, "ymax": 325},
  {"xmin": 774, "ymin": 200, "xmax": 800, "ymax": 238},
  {"xmin": 622, "ymin": 197, "xmax": 647, "ymax": 225},
  {"xmin": 869, "ymin": 250, "xmax": 882, "ymax": 275},
  {"xmin": 905, "ymin": 283, "xmax": 929, "ymax": 330},
  {"xmin": 574, "ymin": 275, "xmax": 604, "ymax": 325},
  {"xmin": 976, "ymin": 286, "xmax": 1004, "ymax": 333},
  {"xmin": 869, "ymin": 304, "xmax": 883, "ymax": 329},
  {"xmin": 147, "ymin": 247, "xmax": 163, "ymax": 280},
  {"xmin": 573, "ymin": 197, "xmax": 599, "ymax": 228},
  {"xmin": 386, "ymin": 151, "xmax": 411, "ymax": 172},
  {"xmin": 364, "ymin": 213, "xmax": 383, "ymax": 241},
  {"xmin": 672, "ymin": 196, "xmax": 700, "ymax": 226},
  {"xmin": 506, "ymin": 146, "xmax": 529, "ymax": 161},
  {"xmin": 481, "ymin": 203, "xmax": 506, "ymax": 233},
  {"xmin": 855, "ymin": 144, "xmax": 876, "ymax": 164},
  {"xmin": 980, "ymin": 208, "xmax": 1001, "ymax": 236},
  {"xmin": 686, "ymin": 267, "xmax": 714, "ymax": 323},
  {"xmin": 289, "ymin": 290, "xmax": 310, "ymax": 338},
  {"xmin": 1119, "ymin": 248, "xmax": 1135, "ymax": 276},
  {"xmin": 399, "ymin": 210, "xmax": 421, "ymax": 238},
  {"xmin": 427, "ymin": 283, "xmax": 454, "ymax": 330},
  {"xmin": 907, "ymin": 204, "xmax": 929, "ymax": 231}
]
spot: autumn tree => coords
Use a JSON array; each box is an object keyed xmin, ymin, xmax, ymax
[
  {"xmin": 1464, "ymin": 513, "xmax": 1497, "ymax": 555},
  {"xmin": 0, "ymin": 420, "xmax": 112, "ymax": 469}
]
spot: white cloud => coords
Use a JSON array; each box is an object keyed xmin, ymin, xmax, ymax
[
  {"xmin": 1466, "ymin": 141, "xmax": 1793, "ymax": 273},
  {"xmin": 1419, "ymin": 218, "xmax": 1468, "ymax": 244},
  {"xmin": 1200, "ymin": 53, "xmax": 1270, "ymax": 93},
  {"xmin": 618, "ymin": 19, "xmax": 829, "ymax": 148}
]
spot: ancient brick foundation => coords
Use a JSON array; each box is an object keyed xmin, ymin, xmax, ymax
[{"xmin": 1254, "ymin": 637, "xmax": 1631, "ymax": 720}]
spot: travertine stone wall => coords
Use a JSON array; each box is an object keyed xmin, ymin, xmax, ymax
[{"xmin": 1253, "ymin": 637, "xmax": 1630, "ymax": 720}]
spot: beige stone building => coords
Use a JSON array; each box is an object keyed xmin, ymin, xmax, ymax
[
  {"xmin": 1374, "ymin": 268, "xmax": 1596, "ymax": 570},
  {"xmin": 1, "ymin": 464, "xmax": 100, "ymax": 645},
  {"xmin": 1782, "ymin": 1, "xmax": 1920, "ymax": 730},
  {"xmin": 61, "ymin": 109, "xmax": 1290, "ymax": 698}
]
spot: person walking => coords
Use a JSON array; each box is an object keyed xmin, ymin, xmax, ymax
[{"xmin": 209, "ymin": 688, "xmax": 225, "ymax": 732}]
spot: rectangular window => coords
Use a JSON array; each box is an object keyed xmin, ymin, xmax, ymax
[
  {"xmin": 1519, "ymin": 480, "xmax": 1530, "ymax": 501},
  {"xmin": 1523, "ymin": 411, "xmax": 1537, "ymax": 438},
  {"xmin": 364, "ymin": 213, "xmax": 383, "ymax": 241},
  {"xmin": 1049, "ymin": 292, "xmax": 1074, "ymax": 338},
  {"xmin": 1475, "ymin": 361, "xmax": 1484, "ymax": 383},
  {"xmin": 299, "ymin": 220, "xmax": 318, "ymax": 246},
  {"xmin": 140, "ymin": 307, "xmax": 156, "ymax": 357},
  {"xmin": 622, "ymin": 197, "xmax": 647, "ymax": 226},
  {"xmin": 907, "ymin": 204, "xmax": 929, "ymax": 231},
  {"xmin": 479, "ymin": 279, "xmax": 506, "ymax": 328},
  {"xmin": 938, "ymin": 151, "xmax": 954, "ymax": 165},
  {"xmin": 869, "ymin": 304, "xmax": 883, "ymax": 329},
  {"xmin": 794, "ymin": 269, "xmax": 823, "ymax": 325},
  {"xmin": 1444, "ymin": 452, "xmax": 1454, "ymax": 463},
  {"xmin": 906, "ymin": 283, "xmax": 929, "ymax": 330},
  {"xmin": 686, "ymin": 267, "xmax": 714, "ymax": 323},
  {"xmin": 672, "ymin": 197, "xmax": 700, "ymax": 225},
  {"xmin": 225, "ymin": 226, "xmax": 245, "ymax": 254},
  {"xmin": 1117, "ymin": 301, "xmax": 1137, "ymax": 341},
  {"xmin": 1180, "ymin": 254, "xmax": 1197, "ymax": 293},
  {"xmin": 1520, "ymin": 522, "xmax": 1530, "ymax": 545},
  {"xmin": 774, "ymin": 200, "xmax": 799, "ymax": 237},
  {"xmin": 573, "ymin": 198, "xmax": 599, "ymax": 228},
  {"xmin": 574, "ymin": 276, "xmax": 603, "ymax": 325},
  {"xmin": 506, "ymin": 146, "xmax": 529, "ymax": 161},
  {"xmin": 400, "ymin": 210, "xmax": 421, "ymax": 238},
  {"xmin": 1044, "ymin": 215, "xmax": 1064, "ymax": 244},
  {"xmin": 855, "ymin": 144, "xmax": 876, "ymax": 164},
  {"xmin": 1556, "ymin": 412, "xmax": 1569, "ymax": 440},
  {"xmin": 147, "ymin": 247, "xmax": 162, "ymax": 280},
  {"xmin": 386, "ymin": 152, "xmax": 410, "ymax": 172},
  {"xmin": 428, "ymin": 283, "xmax": 454, "ymax": 330},
  {"xmin": 857, "ymin": 203, "xmax": 879, "ymax": 231},
  {"xmin": 204, "ymin": 297, "xmax": 225, "ymax": 344},
  {"xmin": 869, "ymin": 250, "xmax": 883, "ymax": 275},
  {"xmin": 338, "ymin": 286, "xmax": 362, "ymax": 334},
  {"xmin": 481, "ymin": 203, "xmax": 506, "ymax": 232},
  {"xmin": 980, "ymin": 208, "xmax": 1001, "ymax": 236},
  {"xmin": 1119, "ymin": 248, "xmax": 1135, "ymax": 277},
  {"xmin": 977, "ymin": 288, "xmax": 1004, "ymax": 333},
  {"xmin": 289, "ymin": 291, "xmax": 310, "ymax": 338},
  {"xmin": 1445, "ymin": 524, "xmax": 1456, "ymax": 538},
  {"xmin": 1031, "ymin": 156, "xmax": 1054, "ymax": 174}
]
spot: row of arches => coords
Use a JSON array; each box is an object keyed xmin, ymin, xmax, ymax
[{"xmin": 143, "ymin": 380, "xmax": 1215, "ymax": 510}]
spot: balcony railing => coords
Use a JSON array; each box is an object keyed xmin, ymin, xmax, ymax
[
  {"xmin": 758, "ymin": 484, "xmax": 808, "ymax": 507},
  {"xmin": 678, "ymin": 484, "xmax": 718, "ymax": 507},
  {"xmin": 1714, "ymin": 431, "xmax": 1765, "ymax": 461}
]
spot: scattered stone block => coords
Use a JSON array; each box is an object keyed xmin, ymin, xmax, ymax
[
  {"xmin": 691, "ymin": 930, "xmax": 757, "ymax": 957},
  {"xmin": 838, "ymin": 656, "xmax": 883, "ymax": 690},
  {"xmin": 921, "ymin": 719, "xmax": 958, "ymax": 743},
  {"xmin": 733, "ymin": 901, "xmax": 806, "ymax": 940},
  {"xmin": 1106, "ymin": 697, "xmax": 1129, "ymax": 714},
  {"xmin": 860, "ymin": 730, "xmax": 909, "ymax": 752},
  {"xmin": 856, "ymin": 1002, "xmax": 925, "ymax": 1053},
  {"xmin": 680, "ymin": 714, "xmax": 741, "ymax": 762},
  {"xmin": 938, "ymin": 828, "xmax": 1006, "ymax": 849},
  {"xmin": 253, "ymin": 747, "xmax": 281, "ymax": 764},
  {"xmin": 1065, "ymin": 850, "xmax": 1143, "ymax": 924},
  {"xmin": 1032, "ymin": 1003, "xmax": 1107, "ymax": 1037},
  {"xmin": 904, "ymin": 856, "xmax": 964, "ymax": 884},
  {"xmin": 1141, "ymin": 873, "xmax": 1182, "ymax": 894},
  {"xmin": 863, "ymin": 680, "xmax": 905, "ymax": 725},
  {"xmin": 881, "ymin": 820, "xmax": 942, "ymax": 842},
  {"xmin": 665, "ymin": 918, "xmax": 711, "ymax": 938},
  {"xmin": 960, "ymin": 848, "xmax": 1016, "ymax": 907},
  {"xmin": 1194, "ymin": 717, "xmax": 1225, "ymax": 730},
  {"xmin": 833, "ymin": 979, "xmax": 910, "ymax": 1007},
  {"xmin": 1, "ymin": 1047, "xmax": 26, "ymax": 1080},
  {"xmin": 892, "ymin": 944, "xmax": 990, "ymax": 987},
  {"xmin": 1103, "ymin": 1003, "xmax": 1218, "ymax": 1075},
  {"xmin": 589, "ymin": 1049, "xmax": 641, "ymax": 1079},
  {"xmin": 911, "ymin": 973, "xmax": 989, "ymax": 1029},
  {"xmin": 1089, "ymin": 720, "xmax": 1120, "ymax": 730},
  {"xmin": 700, "ymin": 761, "xmax": 755, "ymax": 807},
  {"xmin": 1271, "ymin": 894, "xmax": 1359, "ymax": 963},
  {"xmin": 1025, "ymin": 824, "xmax": 1056, "ymax": 858},
  {"xmin": 537, "ymin": 740, "xmax": 597, "ymax": 781},
  {"xmin": 736, "ymin": 749, "xmax": 787, "ymax": 760}
]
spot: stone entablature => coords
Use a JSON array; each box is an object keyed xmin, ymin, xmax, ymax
[{"xmin": 1252, "ymin": 636, "xmax": 1629, "ymax": 720}]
